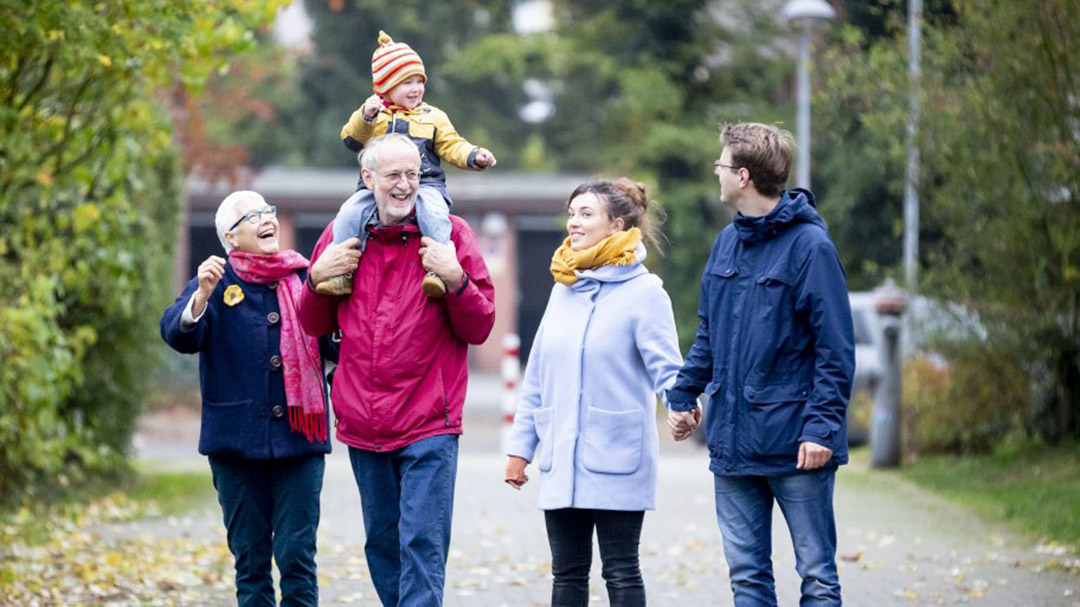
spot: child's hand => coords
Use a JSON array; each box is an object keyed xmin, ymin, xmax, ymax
[
  {"xmin": 362, "ymin": 94, "xmax": 383, "ymax": 119},
  {"xmin": 475, "ymin": 148, "xmax": 497, "ymax": 169}
]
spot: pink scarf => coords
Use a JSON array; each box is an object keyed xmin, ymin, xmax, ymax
[{"xmin": 229, "ymin": 250, "xmax": 327, "ymax": 443}]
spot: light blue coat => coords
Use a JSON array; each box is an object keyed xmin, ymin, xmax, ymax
[{"xmin": 505, "ymin": 249, "xmax": 684, "ymax": 511}]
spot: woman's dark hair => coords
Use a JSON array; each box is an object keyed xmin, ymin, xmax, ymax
[{"xmin": 567, "ymin": 178, "xmax": 666, "ymax": 253}]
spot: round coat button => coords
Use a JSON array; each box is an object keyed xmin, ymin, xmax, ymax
[
  {"xmin": 271, "ymin": 405, "xmax": 285, "ymax": 418},
  {"xmin": 267, "ymin": 312, "xmax": 280, "ymax": 325},
  {"xmin": 270, "ymin": 355, "xmax": 283, "ymax": 369}
]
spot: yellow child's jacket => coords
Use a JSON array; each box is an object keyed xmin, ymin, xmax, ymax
[{"xmin": 341, "ymin": 102, "xmax": 482, "ymax": 197}]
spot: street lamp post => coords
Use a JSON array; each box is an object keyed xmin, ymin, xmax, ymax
[{"xmin": 782, "ymin": 0, "xmax": 836, "ymax": 190}]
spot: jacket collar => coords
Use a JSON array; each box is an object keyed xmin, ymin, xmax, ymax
[{"xmin": 733, "ymin": 188, "xmax": 826, "ymax": 244}]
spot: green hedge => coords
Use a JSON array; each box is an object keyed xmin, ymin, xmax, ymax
[{"xmin": 0, "ymin": 0, "xmax": 283, "ymax": 504}]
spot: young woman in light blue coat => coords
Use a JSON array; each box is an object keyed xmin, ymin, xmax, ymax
[{"xmin": 504, "ymin": 178, "xmax": 686, "ymax": 607}]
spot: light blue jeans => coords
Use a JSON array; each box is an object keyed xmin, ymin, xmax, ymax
[
  {"xmin": 713, "ymin": 468, "xmax": 841, "ymax": 607},
  {"xmin": 332, "ymin": 186, "xmax": 451, "ymax": 246}
]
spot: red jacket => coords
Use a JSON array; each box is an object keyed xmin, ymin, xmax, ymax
[{"xmin": 298, "ymin": 215, "xmax": 495, "ymax": 451}]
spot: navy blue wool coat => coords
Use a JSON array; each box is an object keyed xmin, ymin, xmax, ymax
[
  {"xmin": 668, "ymin": 189, "xmax": 855, "ymax": 477},
  {"xmin": 160, "ymin": 265, "xmax": 334, "ymax": 460}
]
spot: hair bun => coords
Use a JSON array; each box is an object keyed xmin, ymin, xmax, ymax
[{"xmin": 614, "ymin": 178, "xmax": 649, "ymax": 210}]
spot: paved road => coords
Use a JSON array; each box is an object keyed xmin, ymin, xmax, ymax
[{"xmin": 126, "ymin": 372, "xmax": 1079, "ymax": 606}]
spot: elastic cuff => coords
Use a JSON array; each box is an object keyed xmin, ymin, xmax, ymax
[
  {"xmin": 797, "ymin": 430, "xmax": 834, "ymax": 447},
  {"xmin": 668, "ymin": 400, "xmax": 698, "ymax": 413},
  {"xmin": 453, "ymin": 271, "xmax": 471, "ymax": 296},
  {"xmin": 667, "ymin": 387, "xmax": 702, "ymax": 407},
  {"xmin": 466, "ymin": 147, "xmax": 479, "ymax": 168}
]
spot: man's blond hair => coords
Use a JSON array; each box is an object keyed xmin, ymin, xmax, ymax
[{"xmin": 720, "ymin": 123, "xmax": 795, "ymax": 198}]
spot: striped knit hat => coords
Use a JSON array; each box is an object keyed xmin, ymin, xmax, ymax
[{"xmin": 371, "ymin": 31, "xmax": 426, "ymax": 96}]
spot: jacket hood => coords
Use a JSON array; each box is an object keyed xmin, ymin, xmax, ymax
[
  {"xmin": 572, "ymin": 244, "xmax": 650, "ymax": 289},
  {"xmin": 734, "ymin": 188, "xmax": 826, "ymax": 244}
]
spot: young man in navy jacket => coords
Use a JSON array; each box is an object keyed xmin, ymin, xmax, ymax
[{"xmin": 668, "ymin": 123, "xmax": 855, "ymax": 607}]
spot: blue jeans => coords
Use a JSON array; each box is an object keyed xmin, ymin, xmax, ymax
[
  {"xmin": 209, "ymin": 454, "xmax": 325, "ymax": 607},
  {"xmin": 544, "ymin": 508, "xmax": 646, "ymax": 607},
  {"xmin": 332, "ymin": 186, "xmax": 451, "ymax": 245},
  {"xmin": 348, "ymin": 434, "xmax": 459, "ymax": 607},
  {"xmin": 713, "ymin": 468, "xmax": 841, "ymax": 607}
]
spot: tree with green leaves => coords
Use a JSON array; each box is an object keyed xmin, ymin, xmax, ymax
[
  {"xmin": 0, "ymin": 0, "xmax": 285, "ymax": 502},
  {"xmin": 819, "ymin": 0, "xmax": 1080, "ymax": 449}
]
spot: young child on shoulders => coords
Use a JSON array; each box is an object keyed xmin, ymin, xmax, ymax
[{"xmin": 316, "ymin": 31, "xmax": 496, "ymax": 298}]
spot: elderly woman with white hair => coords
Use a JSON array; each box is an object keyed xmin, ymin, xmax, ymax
[{"xmin": 160, "ymin": 190, "xmax": 334, "ymax": 607}]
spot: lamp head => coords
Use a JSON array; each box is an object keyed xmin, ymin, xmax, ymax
[{"xmin": 782, "ymin": 0, "xmax": 836, "ymax": 23}]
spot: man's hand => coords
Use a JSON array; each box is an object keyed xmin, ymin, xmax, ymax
[
  {"xmin": 362, "ymin": 94, "xmax": 383, "ymax": 119},
  {"xmin": 505, "ymin": 456, "xmax": 529, "ymax": 490},
  {"xmin": 474, "ymin": 148, "xmax": 497, "ymax": 169},
  {"xmin": 419, "ymin": 237, "xmax": 465, "ymax": 290},
  {"xmin": 192, "ymin": 255, "xmax": 226, "ymax": 317},
  {"xmin": 796, "ymin": 441, "xmax": 833, "ymax": 470},
  {"xmin": 668, "ymin": 408, "xmax": 701, "ymax": 442},
  {"xmin": 309, "ymin": 238, "xmax": 363, "ymax": 286}
]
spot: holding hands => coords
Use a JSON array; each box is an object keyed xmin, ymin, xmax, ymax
[{"xmin": 667, "ymin": 407, "xmax": 701, "ymax": 442}]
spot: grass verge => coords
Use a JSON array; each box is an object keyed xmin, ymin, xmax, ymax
[
  {"xmin": 900, "ymin": 441, "xmax": 1080, "ymax": 548},
  {"xmin": 1, "ymin": 468, "xmax": 214, "ymax": 547}
]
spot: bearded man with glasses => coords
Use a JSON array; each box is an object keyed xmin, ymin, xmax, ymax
[{"xmin": 298, "ymin": 133, "xmax": 496, "ymax": 607}]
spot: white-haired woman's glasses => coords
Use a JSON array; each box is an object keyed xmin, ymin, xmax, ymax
[{"xmin": 228, "ymin": 205, "xmax": 277, "ymax": 232}]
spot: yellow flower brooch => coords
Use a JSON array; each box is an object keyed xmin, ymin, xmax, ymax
[{"xmin": 223, "ymin": 284, "xmax": 245, "ymax": 307}]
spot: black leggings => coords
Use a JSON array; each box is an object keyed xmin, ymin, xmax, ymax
[{"xmin": 544, "ymin": 508, "xmax": 646, "ymax": 607}]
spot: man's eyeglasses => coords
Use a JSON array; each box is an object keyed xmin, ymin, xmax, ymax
[
  {"xmin": 378, "ymin": 170, "xmax": 421, "ymax": 184},
  {"xmin": 228, "ymin": 206, "xmax": 277, "ymax": 232},
  {"xmin": 713, "ymin": 161, "xmax": 742, "ymax": 172}
]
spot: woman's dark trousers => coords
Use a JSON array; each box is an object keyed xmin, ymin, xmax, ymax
[
  {"xmin": 209, "ymin": 454, "xmax": 325, "ymax": 607},
  {"xmin": 545, "ymin": 508, "xmax": 646, "ymax": 607}
]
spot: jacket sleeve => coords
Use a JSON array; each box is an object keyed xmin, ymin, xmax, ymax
[
  {"xmin": 666, "ymin": 241, "xmax": 721, "ymax": 411},
  {"xmin": 443, "ymin": 218, "xmax": 496, "ymax": 345},
  {"xmin": 634, "ymin": 280, "xmax": 685, "ymax": 409},
  {"xmin": 431, "ymin": 109, "xmax": 482, "ymax": 171},
  {"xmin": 794, "ymin": 240, "xmax": 855, "ymax": 449},
  {"xmin": 341, "ymin": 107, "xmax": 380, "ymax": 153},
  {"xmin": 504, "ymin": 317, "xmax": 546, "ymax": 462},
  {"xmin": 297, "ymin": 223, "xmax": 342, "ymax": 338},
  {"xmin": 160, "ymin": 277, "xmax": 211, "ymax": 354}
]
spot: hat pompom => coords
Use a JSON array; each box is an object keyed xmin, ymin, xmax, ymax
[{"xmin": 378, "ymin": 30, "xmax": 393, "ymax": 46}]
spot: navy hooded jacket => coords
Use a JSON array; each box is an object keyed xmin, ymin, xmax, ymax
[{"xmin": 668, "ymin": 189, "xmax": 855, "ymax": 477}]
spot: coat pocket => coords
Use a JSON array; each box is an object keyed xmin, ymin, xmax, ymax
[
  {"xmin": 408, "ymin": 122, "xmax": 436, "ymax": 141},
  {"xmin": 199, "ymin": 398, "xmax": 254, "ymax": 455},
  {"xmin": 742, "ymin": 383, "xmax": 810, "ymax": 457},
  {"xmin": 753, "ymin": 266, "xmax": 797, "ymax": 322},
  {"xmin": 582, "ymin": 407, "xmax": 644, "ymax": 475},
  {"xmin": 533, "ymin": 406, "xmax": 554, "ymax": 472}
]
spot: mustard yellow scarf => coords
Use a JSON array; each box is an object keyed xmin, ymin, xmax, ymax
[{"xmin": 550, "ymin": 228, "xmax": 642, "ymax": 286}]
